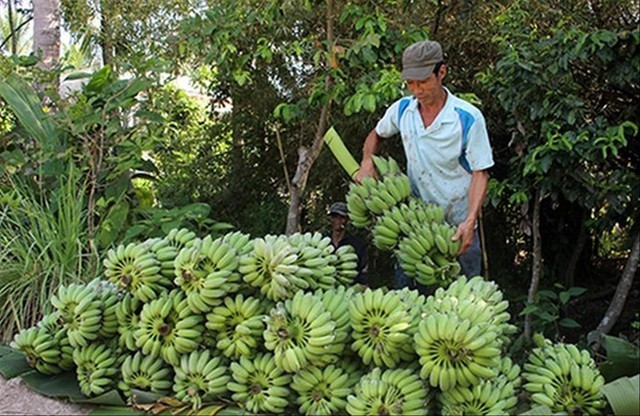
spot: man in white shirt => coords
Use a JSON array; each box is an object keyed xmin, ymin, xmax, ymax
[{"xmin": 356, "ymin": 40, "xmax": 494, "ymax": 284}]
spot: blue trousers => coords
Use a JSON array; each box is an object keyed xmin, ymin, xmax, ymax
[{"xmin": 394, "ymin": 230, "xmax": 482, "ymax": 290}]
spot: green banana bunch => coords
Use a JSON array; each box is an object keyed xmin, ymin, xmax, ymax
[
  {"xmin": 37, "ymin": 312, "xmax": 74, "ymax": 371},
  {"xmin": 396, "ymin": 221, "xmax": 462, "ymax": 287},
  {"xmin": 428, "ymin": 276, "xmax": 517, "ymax": 343},
  {"xmin": 73, "ymin": 342, "xmax": 121, "ymax": 396},
  {"xmin": 174, "ymin": 235, "xmax": 239, "ymax": 314},
  {"xmin": 103, "ymin": 241, "xmax": 170, "ymax": 301},
  {"xmin": 414, "ymin": 312, "xmax": 502, "ymax": 391},
  {"xmin": 346, "ymin": 366, "xmax": 431, "ymax": 415},
  {"xmin": 135, "ymin": 290, "xmax": 204, "ymax": 366},
  {"xmin": 205, "ymin": 294, "xmax": 265, "ymax": 359},
  {"xmin": 345, "ymin": 170, "xmax": 412, "ymax": 228},
  {"xmin": 292, "ymin": 364, "xmax": 354, "ymax": 415},
  {"xmin": 228, "ymin": 352, "xmax": 292, "ymax": 414},
  {"xmin": 332, "ymin": 245, "xmax": 359, "ymax": 285},
  {"xmin": 288, "ymin": 232, "xmax": 338, "ymax": 290},
  {"xmin": 239, "ymin": 235, "xmax": 308, "ymax": 301},
  {"xmin": 439, "ymin": 357, "xmax": 521, "ymax": 415},
  {"xmin": 220, "ymin": 231, "xmax": 254, "ymax": 290},
  {"xmin": 311, "ymin": 286, "xmax": 355, "ymax": 366},
  {"xmin": 349, "ymin": 288, "xmax": 412, "ymax": 368},
  {"xmin": 50, "ymin": 282, "xmax": 103, "ymax": 348},
  {"xmin": 165, "ymin": 227, "xmax": 198, "ymax": 250},
  {"xmin": 87, "ymin": 278, "xmax": 120, "ymax": 339},
  {"xmin": 264, "ymin": 290, "xmax": 337, "ymax": 372},
  {"xmin": 395, "ymin": 287, "xmax": 427, "ymax": 361},
  {"xmin": 118, "ymin": 351, "xmax": 173, "ymax": 397},
  {"xmin": 372, "ymin": 155, "xmax": 402, "ymax": 176},
  {"xmin": 144, "ymin": 236, "xmax": 180, "ymax": 280},
  {"xmin": 523, "ymin": 335, "xmax": 606, "ymax": 415},
  {"xmin": 173, "ymin": 349, "xmax": 230, "ymax": 410},
  {"xmin": 115, "ymin": 293, "xmax": 142, "ymax": 351},
  {"xmin": 10, "ymin": 325, "xmax": 64, "ymax": 375}
]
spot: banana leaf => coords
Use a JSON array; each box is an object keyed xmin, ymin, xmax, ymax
[
  {"xmin": 600, "ymin": 334, "xmax": 640, "ymax": 381},
  {"xmin": 519, "ymin": 404, "xmax": 554, "ymax": 415},
  {"xmin": 20, "ymin": 370, "xmax": 126, "ymax": 405},
  {"xmin": 89, "ymin": 406, "xmax": 146, "ymax": 416},
  {"xmin": 0, "ymin": 350, "xmax": 33, "ymax": 379},
  {"xmin": 602, "ymin": 374, "xmax": 640, "ymax": 416}
]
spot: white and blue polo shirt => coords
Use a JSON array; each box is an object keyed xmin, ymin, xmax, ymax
[{"xmin": 375, "ymin": 89, "xmax": 494, "ymax": 225}]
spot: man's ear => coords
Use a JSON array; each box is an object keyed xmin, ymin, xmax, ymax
[{"xmin": 438, "ymin": 64, "xmax": 447, "ymax": 80}]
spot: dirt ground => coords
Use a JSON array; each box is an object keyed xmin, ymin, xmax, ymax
[{"xmin": 0, "ymin": 375, "xmax": 93, "ymax": 416}]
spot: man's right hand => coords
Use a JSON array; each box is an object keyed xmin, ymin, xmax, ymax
[{"xmin": 355, "ymin": 158, "xmax": 376, "ymax": 184}]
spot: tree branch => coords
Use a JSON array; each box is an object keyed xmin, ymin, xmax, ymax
[{"xmin": 525, "ymin": 188, "xmax": 543, "ymax": 342}]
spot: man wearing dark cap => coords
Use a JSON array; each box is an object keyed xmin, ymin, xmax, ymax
[
  {"xmin": 328, "ymin": 202, "xmax": 369, "ymax": 285},
  {"xmin": 355, "ymin": 40, "xmax": 494, "ymax": 284}
]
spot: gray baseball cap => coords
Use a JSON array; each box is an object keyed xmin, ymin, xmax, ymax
[
  {"xmin": 329, "ymin": 202, "xmax": 348, "ymax": 217},
  {"xmin": 401, "ymin": 40, "xmax": 443, "ymax": 81}
]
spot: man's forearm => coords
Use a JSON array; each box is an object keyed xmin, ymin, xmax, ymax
[
  {"xmin": 356, "ymin": 129, "xmax": 383, "ymax": 182},
  {"xmin": 464, "ymin": 170, "xmax": 489, "ymax": 226}
]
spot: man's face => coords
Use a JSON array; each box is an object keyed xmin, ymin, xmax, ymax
[
  {"xmin": 406, "ymin": 65, "xmax": 447, "ymax": 105},
  {"xmin": 330, "ymin": 213, "xmax": 348, "ymax": 231}
]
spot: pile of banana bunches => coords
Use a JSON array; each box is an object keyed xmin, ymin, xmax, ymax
[
  {"xmin": 346, "ymin": 156, "xmax": 464, "ymax": 287},
  {"xmin": 10, "ymin": 221, "xmax": 606, "ymax": 416}
]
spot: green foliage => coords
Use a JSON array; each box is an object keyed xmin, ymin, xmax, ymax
[
  {"xmin": 519, "ymin": 284, "xmax": 587, "ymax": 338},
  {"xmin": 0, "ymin": 166, "xmax": 100, "ymax": 342},
  {"xmin": 598, "ymin": 335, "xmax": 640, "ymax": 382}
]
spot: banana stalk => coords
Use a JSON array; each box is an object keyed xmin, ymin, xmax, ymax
[{"xmin": 323, "ymin": 127, "xmax": 360, "ymax": 179}]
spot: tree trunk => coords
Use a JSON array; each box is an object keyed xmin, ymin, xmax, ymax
[
  {"xmin": 100, "ymin": 0, "xmax": 114, "ymax": 66},
  {"xmin": 524, "ymin": 189, "xmax": 543, "ymax": 342},
  {"xmin": 285, "ymin": 103, "xmax": 330, "ymax": 234},
  {"xmin": 32, "ymin": 0, "xmax": 60, "ymax": 72},
  {"xmin": 594, "ymin": 231, "xmax": 640, "ymax": 337},
  {"xmin": 284, "ymin": 0, "xmax": 335, "ymax": 234},
  {"xmin": 564, "ymin": 209, "xmax": 588, "ymax": 289},
  {"xmin": 8, "ymin": 0, "xmax": 18, "ymax": 54}
]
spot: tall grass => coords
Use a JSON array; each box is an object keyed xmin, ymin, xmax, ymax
[{"xmin": 0, "ymin": 167, "xmax": 100, "ymax": 342}]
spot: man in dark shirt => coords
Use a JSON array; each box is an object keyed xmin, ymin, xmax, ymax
[{"xmin": 328, "ymin": 202, "xmax": 369, "ymax": 285}]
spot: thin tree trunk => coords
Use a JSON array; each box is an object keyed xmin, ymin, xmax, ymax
[
  {"xmin": 285, "ymin": 103, "xmax": 330, "ymax": 234},
  {"xmin": 8, "ymin": 0, "xmax": 17, "ymax": 54},
  {"xmin": 32, "ymin": 0, "xmax": 60, "ymax": 72},
  {"xmin": 524, "ymin": 189, "xmax": 543, "ymax": 342},
  {"xmin": 284, "ymin": 0, "xmax": 334, "ymax": 234},
  {"xmin": 594, "ymin": 231, "xmax": 640, "ymax": 337},
  {"xmin": 100, "ymin": 0, "xmax": 114, "ymax": 66},
  {"xmin": 565, "ymin": 209, "xmax": 588, "ymax": 289}
]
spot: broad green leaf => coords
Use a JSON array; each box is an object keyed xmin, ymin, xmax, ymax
[
  {"xmin": 558, "ymin": 318, "xmax": 581, "ymax": 328},
  {"xmin": 519, "ymin": 404, "xmax": 554, "ymax": 415},
  {"xmin": 181, "ymin": 203, "xmax": 211, "ymax": 218},
  {"xmin": 600, "ymin": 335, "xmax": 640, "ymax": 381},
  {"xmin": 128, "ymin": 389, "xmax": 164, "ymax": 404},
  {"xmin": 602, "ymin": 374, "xmax": 640, "ymax": 416},
  {"xmin": 70, "ymin": 389, "xmax": 126, "ymax": 406},
  {"xmin": 0, "ymin": 350, "xmax": 33, "ymax": 379},
  {"xmin": 20, "ymin": 370, "xmax": 84, "ymax": 398}
]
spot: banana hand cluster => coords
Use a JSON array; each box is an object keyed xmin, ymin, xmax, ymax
[
  {"xmin": 312, "ymin": 286, "xmax": 355, "ymax": 366},
  {"xmin": 346, "ymin": 366, "xmax": 431, "ymax": 415},
  {"xmin": 103, "ymin": 242, "xmax": 169, "ymax": 301},
  {"xmin": 73, "ymin": 342, "xmax": 120, "ymax": 397},
  {"xmin": 396, "ymin": 221, "xmax": 462, "ymax": 287},
  {"xmin": 264, "ymin": 291, "xmax": 337, "ymax": 372},
  {"xmin": 134, "ymin": 290, "xmax": 204, "ymax": 366},
  {"xmin": 115, "ymin": 293, "xmax": 141, "ymax": 351},
  {"xmin": 239, "ymin": 235, "xmax": 309, "ymax": 301},
  {"xmin": 291, "ymin": 364, "xmax": 355, "ymax": 415},
  {"xmin": 346, "ymin": 171, "xmax": 411, "ymax": 228},
  {"xmin": 228, "ymin": 352, "xmax": 292, "ymax": 414},
  {"xmin": 415, "ymin": 312, "xmax": 502, "ymax": 391},
  {"xmin": 10, "ymin": 324, "xmax": 64, "ymax": 375},
  {"xmin": 288, "ymin": 231, "xmax": 338, "ymax": 289},
  {"xmin": 173, "ymin": 349, "xmax": 230, "ymax": 410},
  {"xmin": 332, "ymin": 245, "xmax": 359, "ymax": 285},
  {"xmin": 439, "ymin": 357, "xmax": 521, "ymax": 415},
  {"xmin": 118, "ymin": 351, "xmax": 173, "ymax": 397},
  {"xmin": 50, "ymin": 283, "xmax": 104, "ymax": 348},
  {"xmin": 523, "ymin": 335, "xmax": 606, "ymax": 414},
  {"xmin": 349, "ymin": 288, "xmax": 412, "ymax": 368},
  {"xmin": 205, "ymin": 294, "xmax": 265, "ymax": 359},
  {"xmin": 174, "ymin": 235, "xmax": 239, "ymax": 314}
]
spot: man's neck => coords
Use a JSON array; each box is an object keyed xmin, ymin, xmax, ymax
[{"xmin": 331, "ymin": 229, "xmax": 345, "ymax": 246}]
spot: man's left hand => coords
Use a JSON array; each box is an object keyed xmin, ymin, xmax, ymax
[{"xmin": 452, "ymin": 219, "xmax": 475, "ymax": 255}]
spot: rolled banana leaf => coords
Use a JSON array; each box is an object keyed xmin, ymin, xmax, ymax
[{"xmin": 323, "ymin": 127, "xmax": 360, "ymax": 180}]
